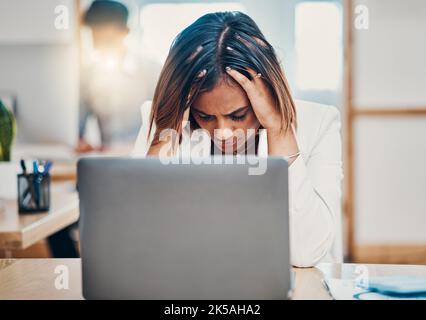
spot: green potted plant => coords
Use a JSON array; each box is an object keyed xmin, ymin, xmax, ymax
[
  {"xmin": 0, "ymin": 99, "xmax": 18, "ymax": 201},
  {"xmin": 0, "ymin": 99, "xmax": 16, "ymax": 161}
]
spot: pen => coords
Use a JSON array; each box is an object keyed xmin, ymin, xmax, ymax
[
  {"xmin": 33, "ymin": 160, "xmax": 40, "ymax": 208},
  {"xmin": 20, "ymin": 159, "xmax": 27, "ymax": 174},
  {"xmin": 32, "ymin": 160, "xmax": 38, "ymax": 175},
  {"xmin": 20, "ymin": 159, "xmax": 33, "ymax": 207},
  {"xmin": 43, "ymin": 160, "xmax": 53, "ymax": 175}
]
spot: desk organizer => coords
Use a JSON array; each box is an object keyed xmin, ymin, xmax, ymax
[{"xmin": 17, "ymin": 173, "xmax": 51, "ymax": 213}]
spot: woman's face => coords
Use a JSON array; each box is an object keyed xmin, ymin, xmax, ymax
[{"xmin": 191, "ymin": 79, "xmax": 261, "ymax": 153}]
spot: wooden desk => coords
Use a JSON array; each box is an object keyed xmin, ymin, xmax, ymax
[
  {"xmin": 50, "ymin": 162, "xmax": 77, "ymax": 182},
  {"xmin": 0, "ymin": 182, "xmax": 79, "ymax": 252},
  {"xmin": 1, "ymin": 259, "xmax": 425, "ymax": 300}
]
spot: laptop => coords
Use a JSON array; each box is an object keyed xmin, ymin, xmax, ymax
[{"xmin": 78, "ymin": 156, "xmax": 291, "ymax": 299}]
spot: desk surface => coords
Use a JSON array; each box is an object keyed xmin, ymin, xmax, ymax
[
  {"xmin": 0, "ymin": 182, "xmax": 79, "ymax": 250},
  {"xmin": 1, "ymin": 259, "xmax": 425, "ymax": 300}
]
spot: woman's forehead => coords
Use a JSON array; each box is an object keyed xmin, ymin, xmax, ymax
[{"xmin": 193, "ymin": 80, "xmax": 249, "ymax": 114}]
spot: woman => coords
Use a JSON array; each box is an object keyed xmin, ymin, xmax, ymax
[{"xmin": 132, "ymin": 11, "xmax": 343, "ymax": 267}]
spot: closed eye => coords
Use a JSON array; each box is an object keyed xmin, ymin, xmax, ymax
[
  {"xmin": 192, "ymin": 106, "xmax": 249, "ymax": 122},
  {"xmin": 196, "ymin": 112, "xmax": 215, "ymax": 122},
  {"xmin": 227, "ymin": 106, "xmax": 249, "ymax": 122},
  {"xmin": 229, "ymin": 113, "xmax": 247, "ymax": 122}
]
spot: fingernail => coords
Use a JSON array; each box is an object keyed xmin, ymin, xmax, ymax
[
  {"xmin": 197, "ymin": 69, "xmax": 207, "ymax": 78},
  {"xmin": 225, "ymin": 66, "xmax": 231, "ymax": 72}
]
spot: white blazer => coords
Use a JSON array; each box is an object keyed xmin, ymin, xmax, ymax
[{"xmin": 132, "ymin": 99, "xmax": 344, "ymax": 267}]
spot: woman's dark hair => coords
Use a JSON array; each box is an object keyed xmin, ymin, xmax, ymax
[{"xmin": 149, "ymin": 11, "xmax": 296, "ymax": 144}]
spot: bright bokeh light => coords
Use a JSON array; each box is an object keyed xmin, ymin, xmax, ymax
[
  {"xmin": 295, "ymin": 2, "xmax": 342, "ymax": 90},
  {"xmin": 140, "ymin": 3, "xmax": 246, "ymax": 63}
]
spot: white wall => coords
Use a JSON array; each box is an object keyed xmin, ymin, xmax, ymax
[
  {"xmin": 0, "ymin": 0, "xmax": 75, "ymax": 44},
  {"xmin": 0, "ymin": 0, "xmax": 78, "ymax": 145},
  {"xmin": 353, "ymin": 0, "xmax": 426, "ymax": 107},
  {"xmin": 353, "ymin": 0, "xmax": 426, "ymax": 244},
  {"xmin": 355, "ymin": 117, "xmax": 426, "ymax": 243}
]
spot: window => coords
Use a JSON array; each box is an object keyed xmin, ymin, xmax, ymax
[
  {"xmin": 295, "ymin": 2, "xmax": 342, "ymax": 91},
  {"xmin": 140, "ymin": 2, "xmax": 246, "ymax": 63}
]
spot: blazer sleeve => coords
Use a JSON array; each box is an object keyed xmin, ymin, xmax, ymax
[
  {"xmin": 288, "ymin": 106, "xmax": 343, "ymax": 267},
  {"xmin": 131, "ymin": 101, "xmax": 154, "ymax": 158}
]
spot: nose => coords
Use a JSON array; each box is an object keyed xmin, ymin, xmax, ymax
[{"xmin": 214, "ymin": 125, "xmax": 233, "ymax": 142}]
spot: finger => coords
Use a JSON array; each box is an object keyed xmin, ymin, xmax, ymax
[
  {"xmin": 225, "ymin": 67, "xmax": 254, "ymax": 93},
  {"xmin": 246, "ymin": 68, "xmax": 262, "ymax": 82},
  {"xmin": 246, "ymin": 68, "xmax": 268, "ymax": 95},
  {"xmin": 226, "ymin": 67, "xmax": 265, "ymax": 110},
  {"xmin": 237, "ymin": 69, "xmax": 267, "ymax": 100}
]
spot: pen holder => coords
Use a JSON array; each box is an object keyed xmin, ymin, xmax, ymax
[{"xmin": 17, "ymin": 173, "xmax": 51, "ymax": 213}]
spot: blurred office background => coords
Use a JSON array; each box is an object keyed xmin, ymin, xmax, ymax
[{"xmin": 0, "ymin": 0, "xmax": 425, "ymax": 263}]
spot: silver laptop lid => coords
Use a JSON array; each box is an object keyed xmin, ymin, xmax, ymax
[{"xmin": 78, "ymin": 156, "xmax": 290, "ymax": 299}]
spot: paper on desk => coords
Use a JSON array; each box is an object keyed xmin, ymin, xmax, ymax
[
  {"xmin": 323, "ymin": 278, "xmax": 426, "ymax": 300},
  {"xmin": 322, "ymin": 279, "xmax": 361, "ymax": 300}
]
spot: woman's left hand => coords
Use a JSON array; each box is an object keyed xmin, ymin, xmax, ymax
[
  {"xmin": 226, "ymin": 66, "xmax": 299, "ymax": 161},
  {"xmin": 225, "ymin": 67, "xmax": 282, "ymax": 134}
]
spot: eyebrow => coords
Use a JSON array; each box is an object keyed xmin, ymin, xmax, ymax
[{"xmin": 192, "ymin": 106, "xmax": 249, "ymax": 117}]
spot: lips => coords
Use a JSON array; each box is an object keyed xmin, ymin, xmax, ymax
[{"xmin": 213, "ymin": 137, "xmax": 245, "ymax": 152}]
